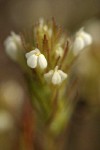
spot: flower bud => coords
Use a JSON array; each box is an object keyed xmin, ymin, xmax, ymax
[
  {"xmin": 73, "ymin": 28, "xmax": 92, "ymax": 56},
  {"xmin": 4, "ymin": 32, "xmax": 22, "ymax": 61}
]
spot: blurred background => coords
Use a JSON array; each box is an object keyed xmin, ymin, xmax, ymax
[{"xmin": 0, "ymin": 0, "xmax": 100, "ymax": 149}]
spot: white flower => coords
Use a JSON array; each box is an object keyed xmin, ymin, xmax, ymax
[
  {"xmin": 4, "ymin": 32, "xmax": 22, "ymax": 60},
  {"xmin": 73, "ymin": 28, "xmax": 92, "ymax": 55},
  {"xmin": 25, "ymin": 48, "xmax": 47, "ymax": 69},
  {"xmin": 44, "ymin": 66, "xmax": 67, "ymax": 85}
]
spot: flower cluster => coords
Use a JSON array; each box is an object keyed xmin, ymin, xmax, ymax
[
  {"xmin": 4, "ymin": 19, "xmax": 93, "ymax": 86},
  {"xmin": 22, "ymin": 18, "xmax": 69, "ymax": 85},
  {"xmin": 25, "ymin": 47, "xmax": 67, "ymax": 85},
  {"xmin": 4, "ymin": 19, "xmax": 93, "ymax": 143}
]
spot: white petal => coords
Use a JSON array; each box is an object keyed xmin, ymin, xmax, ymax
[
  {"xmin": 26, "ymin": 51, "xmax": 35, "ymax": 58},
  {"xmin": 38, "ymin": 54, "xmax": 47, "ymax": 69},
  {"xmin": 81, "ymin": 31, "xmax": 92, "ymax": 45},
  {"xmin": 73, "ymin": 37, "xmax": 84, "ymax": 55},
  {"xmin": 11, "ymin": 32, "xmax": 22, "ymax": 45},
  {"xmin": 44, "ymin": 70, "xmax": 54, "ymax": 82},
  {"xmin": 27, "ymin": 55, "xmax": 38, "ymax": 68},
  {"xmin": 58, "ymin": 70, "xmax": 67, "ymax": 81},
  {"xmin": 25, "ymin": 48, "xmax": 40, "ymax": 58},
  {"xmin": 4, "ymin": 39, "xmax": 18, "ymax": 60},
  {"xmin": 52, "ymin": 71, "xmax": 62, "ymax": 85},
  {"xmin": 4, "ymin": 36, "xmax": 12, "ymax": 45}
]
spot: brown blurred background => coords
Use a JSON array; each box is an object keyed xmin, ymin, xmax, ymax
[{"xmin": 0, "ymin": 0, "xmax": 100, "ymax": 150}]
